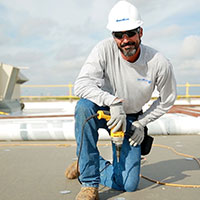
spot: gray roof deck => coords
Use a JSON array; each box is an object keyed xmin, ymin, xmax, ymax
[{"xmin": 0, "ymin": 135, "xmax": 200, "ymax": 200}]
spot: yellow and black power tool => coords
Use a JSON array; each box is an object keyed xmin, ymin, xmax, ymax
[{"xmin": 97, "ymin": 110, "xmax": 124, "ymax": 162}]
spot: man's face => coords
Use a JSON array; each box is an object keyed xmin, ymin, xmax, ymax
[{"xmin": 113, "ymin": 28, "xmax": 143, "ymax": 58}]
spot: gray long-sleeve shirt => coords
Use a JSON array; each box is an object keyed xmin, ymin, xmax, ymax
[{"xmin": 74, "ymin": 38, "xmax": 177, "ymax": 126}]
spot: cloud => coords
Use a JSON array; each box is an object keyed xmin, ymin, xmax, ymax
[
  {"xmin": 0, "ymin": 29, "xmax": 11, "ymax": 45},
  {"xmin": 135, "ymin": 0, "xmax": 200, "ymax": 27},
  {"xmin": 172, "ymin": 34, "xmax": 200, "ymax": 83},
  {"xmin": 0, "ymin": 0, "xmax": 200, "ymax": 92},
  {"xmin": 174, "ymin": 58, "xmax": 200, "ymax": 84},
  {"xmin": 146, "ymin": 24, "xmax": 182, "ymax": 39},
  {"xmin": 180, "ymin": 35, "xmax": 200, "ymax": 59},
  {"xmin": 179, "ymin": 59, "xmax": 200, "ymax": 70},
  {"xmin": 143, "ymin": 24, "xmax": 182, "ymax": 49},
  {"xmin": 19, "ymin": 18, "xmax": 58, "ymax": 38},
  {"xmin": 55, "ymin": 43, "xmax": 86, "ymax": 61}
]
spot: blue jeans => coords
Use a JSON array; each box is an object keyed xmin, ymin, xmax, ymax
[{"xmin": 75, "ymin": 99, "xmax": 141, "ymax": 192}]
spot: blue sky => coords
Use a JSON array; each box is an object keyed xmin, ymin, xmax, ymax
[{"xmin": 0, "ymin": 0, "xmax": 200, "ymax": 95}]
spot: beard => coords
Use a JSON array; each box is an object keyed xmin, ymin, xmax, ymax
[{"xmin": 118, "ymin": 40, "xmax": 141, "ymax": 57}]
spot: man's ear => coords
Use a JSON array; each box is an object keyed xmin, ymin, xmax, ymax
[{"xmin": 139, "ymin": 27, "xmax": 143, "ymax": 38}]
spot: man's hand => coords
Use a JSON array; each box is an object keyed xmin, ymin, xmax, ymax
[
  {"xmin": 107, "ymin": 102, "xmax": 126, "ymax": 133},
  {"xmin": 129, "ymin": 121, "xmax": 144, "ymax": 146}
]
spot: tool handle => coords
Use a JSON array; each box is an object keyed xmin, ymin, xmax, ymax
[
  {"xmin": 97, "ymin": 110, "xmax": 111, "ymax": 121},
  {"xmin": 97, "ymin": 110, "xmax": 124, "ymax": 137}
]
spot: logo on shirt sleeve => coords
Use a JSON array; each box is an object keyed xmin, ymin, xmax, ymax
[{"xmin": 137, "ymin": 78, "xmax": 152, "ymax": 84}]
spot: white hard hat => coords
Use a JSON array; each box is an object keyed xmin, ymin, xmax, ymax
[{"xmin": 107, "ymin": 1, "xmax": 143, "ymax": 32}]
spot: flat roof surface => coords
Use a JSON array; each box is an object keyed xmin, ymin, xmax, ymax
[{"xmin": 0, "ymin": 135, "xmax": 200, "ymax": 200}]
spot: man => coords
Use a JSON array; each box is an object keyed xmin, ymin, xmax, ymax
[{"xmin": 65, "ymin": 1, "xmax": 177, "ymax": 199}]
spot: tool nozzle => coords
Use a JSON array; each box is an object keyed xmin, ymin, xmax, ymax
[
  {"xmin": 112, "ymin": 137, "xmax": 123, "ymax": 162},
  {"xmin": 116, "ymin": 144, "xmax": 122, "ymax": 162}
]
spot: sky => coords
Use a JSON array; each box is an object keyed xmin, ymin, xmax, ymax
[{"xmin": 0, "ymin": 0, "xmax": 200, "ymax": 95}]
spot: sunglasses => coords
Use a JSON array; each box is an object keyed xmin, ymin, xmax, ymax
[{"xmin": 112, "ymin": 28, "xmax": 140, "ymax": 39}]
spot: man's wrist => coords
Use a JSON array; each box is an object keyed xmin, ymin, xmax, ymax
[
  {"xmin": 111, "ymin": 97, "xmax": 124, "ymax": 105},
  {"xmin": 138, "ymin": 119, "xmax": 146, "ymax": 127}
]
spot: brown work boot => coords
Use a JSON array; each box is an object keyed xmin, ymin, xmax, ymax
[
  {"xmin": 65, "ymin": 161, "xmax": 80, "ymax": 179},
  {"xmin": 76, "ymin": 187, "xmax": 99, "ymax": 200}
]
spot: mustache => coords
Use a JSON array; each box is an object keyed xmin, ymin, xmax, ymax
[{"xmin": 120, "ymin": 41, "xmax": 135, "ymax": 48}]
